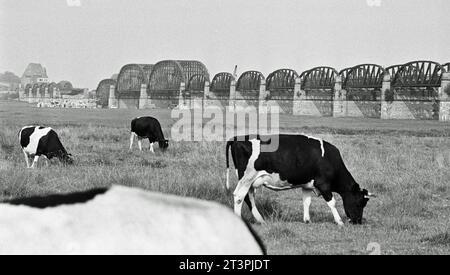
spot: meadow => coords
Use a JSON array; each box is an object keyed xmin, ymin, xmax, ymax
[{"xmin": 0, "ymin": 100, "xmax": 449, "ymax": 255}]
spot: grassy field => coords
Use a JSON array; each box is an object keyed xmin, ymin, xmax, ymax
[{"xmin": 0, "ymin": 100, "xmax": 449, "ymax": 255}]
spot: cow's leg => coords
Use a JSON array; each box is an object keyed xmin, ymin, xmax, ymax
[
  {"xmin": 247, "ymin": 187, "xmax": 265, "ymax": 224},
  {"xmin": 234, "ymin": 185, "xmax": 251, "ymax": 218},
  {"xmin": 138, "ymin": 138, "xmax": 143, "ymax": 152},
  {"xmin": 326, "ymin": 197, "xmax": 344, "ymax": 226},
  {"xmin": 30, "ymin": 155, "xmax": 40, "ymax": 169},
  {"xmin": 233, "ymin": 178, "xmax": 254, "ymax": 218},
  {"xmin": 129, "ymin": 133, "xmax": 135, "ymax": 150},
  {"xmin": 149, "ymin": 142, "xmax": 155, "ymax": 154},
  {"xmin": 315, "ymin": 180, "xmax": 343, "ymax": 226},
  {"xmin": 42, "ymin": 156, "xmax": 50, "ymax": 167},
  {"xmin": 302, "ymin": 189, "xmax": 313, "ymax": 224},
  {"xmin": 22, "ymin": 150, "xmax": 30, "ymax": 168}
]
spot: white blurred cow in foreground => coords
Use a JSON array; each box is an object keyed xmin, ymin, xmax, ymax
[{"xmin": 0, "ymin": 186, "xmax": 265, "ymax": 255}]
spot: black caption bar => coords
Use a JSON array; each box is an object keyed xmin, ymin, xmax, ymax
[{"xmin": 19, "ymin": 255, "xmax": 437, "ymax": 274}]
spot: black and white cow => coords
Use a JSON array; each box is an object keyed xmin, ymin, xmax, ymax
[
  {"xmin": 130, "ymin": 116, "xmax": 169, "ymax": 153},
  {"xmin": 18, "ymin": 126, "xmax": 73, "ymax": 168},
  {"xmin": 225, "ymin": 134, "xmax": 375, "ymax": 225}
]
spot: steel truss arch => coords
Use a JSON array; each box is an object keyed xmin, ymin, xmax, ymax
[
  {"xmin": 148, "ymin": 60, "xmax": 209, "ymax": 91},
  {"xmin": 266, "ymin": 69, "xmax": 297, "ymax": 92},
  {"xmin": 236, "ymin": 70, "xmax": 265, "ymax": 92},
  {"xmin": 116, "ymin": 64, "xmax": 149, "ymax": 94},
  {"xmin": 301, "ymin": 66, "xmax": 338, "ymax": 90},
  {"xmin": 187, "ymin": 74, "xmax": 207, "ymax": 91},
  {"xmin": 444, "ymin": 63, "xmax": 450, "ymax": 73},
  {"xmin": 210, "ymin": 72, "xmax": 234, "ymax": 98},
  {"xmin": 339, "ymin": 67, "xmax": 353, "ymax": 84},
  {"xmin": 392, "ymin": 61, "xmax": 443, "ymax": 88},
  {"xmin": 385, "ymin": 65, "xmax": 403, "ymax": 78},
  {"xmin": 96, "ymin": 79, "xmax": 116, "ymax": 107},
  {"xmin": 343, "ymin": 64, "xmax": 385, "ymax": 89}
]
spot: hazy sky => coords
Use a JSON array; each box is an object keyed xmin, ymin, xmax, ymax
[{"xmin": 0, "ymin": 0, "xmax": 449, "ymax": 89}]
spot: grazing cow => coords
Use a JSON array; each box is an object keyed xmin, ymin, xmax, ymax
[
  {"xmin": 226, "ymin": 134, "xmax": 375, "ymax": 225},
  {"xmin": 0, "ymin": 186, "xmax": 265, "ymax": 255},
  {"xmin": 18, "ymin": 126, "xmax": 73, "ymax": 168},
  {"xmin": 130, "ymin": 116, "xmax": 169, "ymax": 153}
]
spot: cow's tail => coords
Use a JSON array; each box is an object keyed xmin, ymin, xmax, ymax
[
  {"xmin": 17, "ymin": 128, "xmax": 23, "ymax": 143},
  {"xmin": 130, "ymin": 118, "xmax": 136, "ymax": 133},
  {"xmin": 225, "ymin": 140, "xmax": 233, "ymax": 191}
]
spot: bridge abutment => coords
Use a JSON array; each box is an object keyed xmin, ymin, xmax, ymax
[
  {"xmin": 108, "ymin": 85, "xmax": 117, "ymax": 108},
  {"xmin": 258, "ymin": 79, "xmax": 269, "ymax": 114},
  {"xmin": 139, "ymin": 84, "xmax": 148, "ymax": 109},
  {"xmin": 439, "ymin": 72, "xmax": 450, "ymax": 121},
  {"xmin": 333, "ymin": 76, "xmax": 345, "ymax": 117}
]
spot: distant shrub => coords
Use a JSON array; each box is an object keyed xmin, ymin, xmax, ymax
[
  {"xmin": 9, "ymin": 92, "xmax": 19, "ymax": 99},
  {"xmin": 0, "ymin": 92, "xmax": 19, "ymax": 100}
]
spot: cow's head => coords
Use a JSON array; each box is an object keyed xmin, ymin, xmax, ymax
[
  {"xmin": 59, "ymin": 152, "xmax": 74, "ymax": 165},
  {"xmin": 343, "ymin": 186, "xmax": 375, "ymax": 224},
  {"xmin": 158, "ymin": 139, "xmax": 169, "ymax": 151}
]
